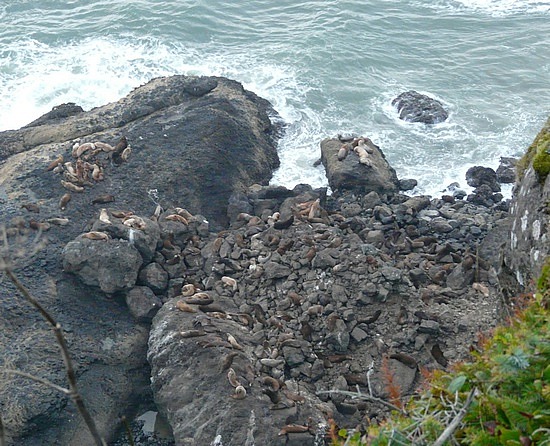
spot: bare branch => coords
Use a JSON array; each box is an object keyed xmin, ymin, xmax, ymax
[
  {"xmin": 0, "ymin": 369, "xmax": 70, "ymax": 395},
  {"xmin": 433, "ymin": 388, "xmax": 477, "ymax": 446},
  {"xmin": 316, "ymin": 389, "xmax": 408, "ymax": 416},
  {"xmin": 0, "ymin": 413, "xmax": 5, "ymax": 446},
  {"xmin": 3, "ymin": 267, "xmax": 107, "ymax": 446}
]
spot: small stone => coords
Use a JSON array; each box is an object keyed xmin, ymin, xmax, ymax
[
  {"xmin": 418, "ymin": 319, "xmax": 440, "ymax": 334},
  {"xmin": 138, "ymin": 262, "xmax": 169, "ymax": 294},
  {"xmin": 125, "ymin": 286, "xmax": 162, "ymax": 323},
  {"xmin": 350, "ymin": 326, "xmax": 368, "ymax": 343}
]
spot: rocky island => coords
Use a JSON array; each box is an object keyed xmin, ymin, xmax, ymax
[{"xmin": 0, "ymin": 75, "xmax": 548, "ymax": 445}]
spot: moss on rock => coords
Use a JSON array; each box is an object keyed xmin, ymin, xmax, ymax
[{"xmin": 517, "ymin": 116, "xmax": 550, "ymax": 182}]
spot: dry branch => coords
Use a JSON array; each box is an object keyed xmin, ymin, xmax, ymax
[{"xmin": 2, "ymin": 261, "xmax": 106, "ymax": 445}]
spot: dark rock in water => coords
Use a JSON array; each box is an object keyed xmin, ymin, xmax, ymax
[
  {"xmin": 496, "ymin": 157, "xmax": 517, "ymax": 184},
  {"xmin": 399, "ymin": 178, "xmax": 418, "ymax": 191},
  {"xmin": 320, "ymin": 137, "xmax": 399, "ymax": 195},
  {"xmin": 392, "ymin": 90, "xmax": 448, "ymax": 124},
  {"xmin": 466, "ymin": 166, "xmax": 501, "ymax": 192}
]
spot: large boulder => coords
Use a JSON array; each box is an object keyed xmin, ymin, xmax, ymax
[
  {"xmin": 320, "ymin": 137, "xmax": 399, "ymax": 195},
  {"xmin": 392, "ymin": 90, "xmax": 448, "ymax": 124},
  {"xmin": 62, "ymin": 235, "xmax": 143, "ymax": 294},
  {"xmin": 0, "ymin": 75, "xmax": 281, "ymax": 445}
]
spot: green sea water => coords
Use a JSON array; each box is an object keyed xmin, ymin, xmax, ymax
[{"xmin": 1, "ymin": 0, "xmax": 549, "ymax": 194}]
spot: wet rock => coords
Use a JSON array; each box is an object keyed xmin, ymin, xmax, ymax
[
  {"xmin": 320, "ymin": 137, "xmax": 399, "ymax": 195},
  {"xmin": 399, "ymin": 178, "xmax": 418, "ymax": 191},
  {"xmin": 496, "ymin": 157, "xmax": 517, "ymax": 184},
  {"xmin": 392, "ymin": 90, "xmax": 448, "ymax": 124},
  {"xmin": 263, "ymin": 261, "xmax": 291, "ymax": 280},
  {"xmin": 466, "ymin": 166, "xmax": 501, "ymax": 192}
]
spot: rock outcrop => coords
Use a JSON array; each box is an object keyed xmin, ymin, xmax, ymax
[
  {"xmin": 0, "ymin": 75, "xmax": 280, "ymax": 445},
  {"xmin": 320, "ymin": 137, "xmax": 399, "ymax": 195},
  {"xmin": 505, "ymin": 117, "xmax": 550, "ymax": 288},
  {"xmin": 392, "ymin": 90, "xmax": 449, "ymax": 124},
  {"xmin": 146, "ymin": 181, "xmax": 509, "ymax": 445}
]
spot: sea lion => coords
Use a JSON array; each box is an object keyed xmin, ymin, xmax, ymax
[
  {"xmin": 46, "ymin": 217, "xmax": 70, "ymax": 226},
  {"xmin": 21, "ymin": 203, "xmax": 40, "ymax": 213},
  {"xmin": 175, "ymin": 300, "xmax": 197, "ymax": 313},
  {"xmin": 81, "ymin": 231, "xmax": 109, "ymax": 240},
  {"xmin": 123, "ymin": 216, "xmax": 146, "ymax": 230},
  {"xmin": 29, "ymin": 220, "xmax": 50, "ymax": 231},
  {"xmin": 73, "ymin": 142, "xmax": 95, "ymax": 158},
  {"xmin": 91, "ymin": 194, "xmax": 115, "ymax": 205},
  {"xmin": 227, "ymin": 334, "xmax": 244, "ymax": 350},
  {"xmin": 227, "ymin": 368, "xmax": 241, "ymax": 387},
  {"xmin": 46, "ymin": 155, "xmax": 64, "ymax": 171},
  {"xmin": 99, "ymin": 208, "xmax": 111, "ymax": 224},
  {"xmin": 184, "ymin": 292, "xmax": 213, "ymax": 305},
  {"xmin": 231, "ymin": 385, "xmax": 246, "ymax": 400},
  {"xmin": 59, "ymin": 193, "xmax": 71, "ymax": 210},
  {"xmin": 221, "ymin": 276, "xmax": 237, "ymax": 291},
  {"xmin": 180, "ymin": 284, "xmax": 196, "ymax": 296},
  {"xmin": 61, "ymin": 180, "xmax": 84, "ymax": 193},
  {"xmin": 165, "ymin": 214, "xmax": 188, "ymax": 225},
  {"xmin": 337, "ymin": 144, "xmax": 350, "ymax": 161},
  {"xmin": 94, "ymin": 141, "xmax": 114, "ymax": 152},
  {"xmin": 120, "ymin": 146, "xmax": 132, "ymax": 162}
]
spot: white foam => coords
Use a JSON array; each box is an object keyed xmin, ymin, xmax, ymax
[{"xmin": 422, "ymin": 0, "xmax": 550, "ymax": 16}]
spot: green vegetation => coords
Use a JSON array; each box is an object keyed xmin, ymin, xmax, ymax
[
  {"xmin": 332, "ymin": 261, "xmax": 550, "ymax": 445},
  {"xmin": 517, "ymin": 117, "xmax": 550, "ymax": 182}
]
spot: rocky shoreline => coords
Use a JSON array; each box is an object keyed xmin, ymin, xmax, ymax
[{"xmin": 0, "ymin": 76, "xmax": 547, "ymax": 446}]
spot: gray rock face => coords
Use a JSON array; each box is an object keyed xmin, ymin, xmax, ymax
[
  {"xmin": 504, "ymin": 119, "xmax": 550, "ymax": 288},
  {"xmin": 320, "ymin": 137, "xmax": 399, "ymax": 195},
  {"xmin": 392, "ymin": 90, "xmax": 449, "ymax": 124},
  {"xmin": 62, "ymin": 236, "xmax": 143, "ymax": 294},
  {"xmin": 126, "ymin": 286, "xmax": 163, "ymax": 322},
  {"xmin": 0, "ymin": 75, "xmax": 280, "ymax": 445}
]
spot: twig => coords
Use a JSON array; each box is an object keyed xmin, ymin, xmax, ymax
[
  {"xmin": 0, "ymin": 369, "xmax": 70, "ymax": 394},
  {"xmin": 432, "ymin": 388, "xmax": 477, "ymax": 446},
  {"xmin": 3, "ymin": 268, "xmax": 107, "ymax": 446},
  {"xmin": 0, "ymin": 414, "xmax": 5, "ymax": 446},
  {"xmin": 317, "ymin": 390, "xmax": 408, "ymax": 416}
]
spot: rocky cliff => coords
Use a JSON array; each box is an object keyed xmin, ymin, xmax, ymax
[
  {"xmin": 0, "ymin": 75, "xmax": 280, "ymax": 445},
  {"xmin": 0, "ymin": 76, "xmax": 546, "ymax": 446}
]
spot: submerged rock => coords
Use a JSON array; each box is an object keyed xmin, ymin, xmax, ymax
[{"xmin": 392, "ymin": 90, "xmax": 448, "ymax": 124}]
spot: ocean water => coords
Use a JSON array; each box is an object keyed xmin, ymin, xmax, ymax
[{"xmin": 1, "ymin": 0, "xmax": 548, "ymax": 196}]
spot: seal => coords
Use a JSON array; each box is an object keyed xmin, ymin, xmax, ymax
[
  {"xmin": 227, "ymin": 334, "xmax": 243, "ymax": 350},
  {"xmin": 183, "ymin": 292, "xmax": 213, "ymax": 305},
  {"xmin": 92, "ymin": 194, "xmax": 115, "ymax": 204},
  {"xmin": 72, "ymin": 142, "xmax": 95, "ymax": 158},
  {"xmin": 231, "ymin": 385, "xmax": 246, "ymax": 400},
  {"xmin": 61, "ymin": 180, "xmax": 84, "ymax": 193},
  {"xmin": 99, "ymin": 208, "xmax": 111, "ymax": 224},
  {"xmin": 81, "ymin": 231, "xmax": 109, "ymax": 241},
  {"xmin": 176, "ymin": 300, "xmax": 197, "ymax": 313},
  {"xmin": 227, "ymin": 368, "xmax": 241, "ymax": 387},
  {"xmin": 46, "ymin": 155, "xmax": 64, "ymax": 171},
  {"xmin": 165, "ymin": 214, "xmax": 188, "ymax": 225},
  {"xmin": 59, "ymin": 193, "xmax": 71, "ymax": 210}
]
